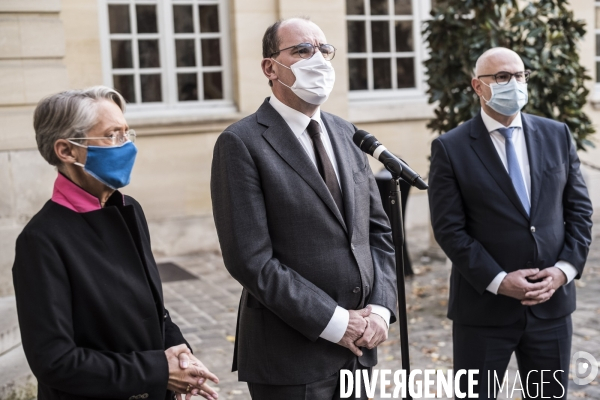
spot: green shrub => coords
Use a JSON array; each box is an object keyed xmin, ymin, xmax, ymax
[{"xmin": 423, "ymin": 0, "xmax": 595, "ymax": 150}]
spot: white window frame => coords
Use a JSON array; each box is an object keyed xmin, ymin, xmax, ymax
[
  {"xmin": 347, "ymin": 0, "xmax": 435, "ymax": 122},
  {"xmin": 98, "ymin": 0, "xmax": 235, "ymax": 120}
]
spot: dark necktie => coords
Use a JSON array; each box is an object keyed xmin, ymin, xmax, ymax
[
  {"xmin": 497, "ymin": 127, "xmax": 530, "ymax": 215},
  {"xmin": 306, "ymin": 119, "xmax": 344, "ymax": 216}
]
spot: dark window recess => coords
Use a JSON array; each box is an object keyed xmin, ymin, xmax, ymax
[
  {"xmin": 203, "ymin": 72, "xmax": 223, "ymax": 100},
  {"xmin": 136, "ymin": 5, "xmax": 158, "ymax": 33},
  {"xmin": 173, "ymin": 5, "xmax": 194, "ymax": 33},
  {"xmin": 113, "ymin": 74, "xmax": 135, "ymax": 103},
  {"xmin": 108, "ymin": 5, "xmax": 131, "ymax": 34},
  {"xmin": 199, "ymin": 5, "xmax": 219, "ymax": 33}
]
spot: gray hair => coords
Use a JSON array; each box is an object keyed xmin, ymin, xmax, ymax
[{"xmin": 33, "ymin": 86, "xmax": 126, "ymax": 166}]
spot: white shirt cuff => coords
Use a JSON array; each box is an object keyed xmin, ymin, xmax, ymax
[
  {"xmin": 319, "ymin": 306, "xmax": 349, "ymax": 343},
  {"xmin": 555, "ymin": 260, "xmax": 578, "ymax": 284},
  {"xmin": 368, "ymin": 304, "xmax": 391, "ymax": 328},
  {"xmin": 486, "ymin": 271, "xmax": 508, "ymax": 295}
]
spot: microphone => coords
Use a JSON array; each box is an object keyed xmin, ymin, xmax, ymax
[{"xmin": 353, "ymin": 130, "xmax": 428, "ymax": 190}]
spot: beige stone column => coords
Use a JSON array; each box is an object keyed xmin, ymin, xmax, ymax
[{"xmin": 0, "ymin": 0, "xmax": 68, "ymax": 296}]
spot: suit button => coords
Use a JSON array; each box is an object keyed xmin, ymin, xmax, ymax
[
  {"xmin": 352, "ymin": 287, "xmax": 361, "ymax": 293},
  {"xmin": 530, "ymin": 226, "xmax": 536, "ymax": 233},
  {"xmin": 526, "ymin": 261, "xmax": 533, "ymax": 267}
]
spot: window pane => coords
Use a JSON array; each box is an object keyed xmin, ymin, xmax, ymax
[
  {"xmin": 348, "ymin": 58, "xmax": 368, "ymax": 90},
  {"xmin": 136, "ymin": 5, "xmax": 158, "ymax": 33},
  {"xmin": 597, "ymin": 34, "xmax": 600, "ymax": 56},
  {"xmin": 203, "ymin": 72, "xmax": 223, "ymax": 99},
  {"xmin": 346, "ymin": 0, "xmax": 365, "ymax": 15},
  {"xmin": 371, "ymin": 21, "xmax": 390, "ymax": 53},
  {"xmin": 347, "ymin": 21, "xmax": 366, "ymax": 53},
  {"xmin": 395, "ymin": 21, "xmax": 413, "ymax": 52},
  {"xmin": 370, "ymin": 0, "xmax": 388, "ymax": 15},
  {"xmin": 597, "ymin": 62, "xmax": 600, "ymax": 83},
  {"xmin": 113, "ymin": 75, "xmax": 135, "ymax": 103},
  {"xmin": 199, "ymin": 5, "xmax": 219, "ymax": 33},
  {"xmin": 177, "ymin": 73, "xmax": 198, "ymax": 101},
  {"xmin": 173, "ymin": 5, "xmax": 194, "ymax": 33},
  {"xmin": 176, "ymin": 39, "xmax": 196, "ymax": 67},
  {"xmin": 394, "ymin": 0, "xmax": 412, "ymax": 15},
  {"xmin": 111, "ymin": 40, "xmax": 133, "ymax": 69},
  {"xmin": 397, "ymin": 57, "xmax": 415, "ymax": 88},
  {"xmin": 138, "ymin": 40, "xmax": 160, "ymax": 68},
  {"xmin": 140, "ymin": 74, "xmax": 162, "ymax": 102},
  {"xmin": 201, "ymin": 39, "xmax": 221, "ymax": 66},
  {"xmin": 108, "ymin": 5, "xmax": 130, "ymax": 34},
  {"xmin": 373, "ymin": 58, "xmax": 392, "ymax": 89}
]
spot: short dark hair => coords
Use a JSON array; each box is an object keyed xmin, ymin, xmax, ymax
[{"xmin": 262, "ymin": 20, "xmax": 283, "ymax": 87}]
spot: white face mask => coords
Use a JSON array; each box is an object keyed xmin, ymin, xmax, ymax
[
  {"xmin": 271, "ymin": 52, "xmax": 336, "ymax": 105},
  {"xmin": 480, "ymin": 78, "xmax": 528, "ymax": 116}
]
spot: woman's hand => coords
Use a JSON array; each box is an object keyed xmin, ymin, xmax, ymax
[
  {"xmin": 165, "ymin": 344, "xmax": 219, "ymax": 399},
  {"xmin": 177, "ymin": 351, "xmax": 219, "ymax": 400}
]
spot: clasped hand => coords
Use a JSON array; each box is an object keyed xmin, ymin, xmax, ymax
[
  {"xmin": 497, "ymin": 267, "xmax": 567, "ymax": 306},
  {"xmin": 337, "ymin": 306, "xmax": 389, "ymax": 356},
  {"xmin": 165, "ymin": 344, "xmax": 220, "ymax": 400}
]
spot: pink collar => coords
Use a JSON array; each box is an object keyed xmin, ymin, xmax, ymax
[{"xmin": 51, "ymin": 173, "xmax": 122, "ymax": 213}]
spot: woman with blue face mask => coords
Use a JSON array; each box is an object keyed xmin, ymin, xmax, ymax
[{"xmin": 12, "ymin": 86, "xmax": 219, "ymax": 400}]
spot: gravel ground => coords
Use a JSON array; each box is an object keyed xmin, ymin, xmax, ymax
[{"xmin": 161, "ymin": 215, "xmax": 600, "ymax": 399}]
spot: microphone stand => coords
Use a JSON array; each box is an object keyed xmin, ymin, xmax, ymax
[{"xmin": 389, "ymin": 175, "xmax": 412, "ymax": 400}]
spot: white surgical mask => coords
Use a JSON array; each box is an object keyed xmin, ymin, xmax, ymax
[
  {"xmin": 480, "ymin": 78, "xmax": 528, "ymax": 116},
  {"xmin": 271, "ymin": 52, "xmax": 335, "ymax": 105}
]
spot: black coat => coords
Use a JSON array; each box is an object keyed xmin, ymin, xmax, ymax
[
  {"xmin": 428, "ymin": 112, "xmax": 593, "ymax": 326},
  {"xmin": 13, "ymin": 192, "xmax": 187, "ymax": 400}
]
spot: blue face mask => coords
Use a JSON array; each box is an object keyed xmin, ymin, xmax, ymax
[
  {"xmin": 70, "ymin": 140, "xmax": 138, "ymax": 189},
  {"xmin": 481, "ymin": 78, "xmax": 528, "ymax": 116}
]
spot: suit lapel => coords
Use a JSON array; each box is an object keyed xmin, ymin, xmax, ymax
[
  {"xmin": 522, "ymin": 113, "xmax": 542, "ymax": 218},
  {"xmin": 322, "ymin": 112, "xmax": 355, "ymax": 240},
  {"xmin": 258, "ymin": 99, "xmax": 348, "ymax": 233},
  {"xmin": 469, "ymin": 113, "xmax": 530, "ymax": 220}
]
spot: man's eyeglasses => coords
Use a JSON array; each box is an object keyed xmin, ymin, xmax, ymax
[
  {"xmin": 68, "ymin": 130, "xmax": 136, "ymax": 147},
  {"xmin": 270, "ymin": 43, "xmax": 336, "ymax": 61},
  {"xmin": 477, "ymin": 70, "xmax": 531, "ymax": 85}
]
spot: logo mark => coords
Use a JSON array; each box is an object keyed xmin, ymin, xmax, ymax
[{"xmin": 572, "ymin": 351, "xmax": 598, "ymax": 385}]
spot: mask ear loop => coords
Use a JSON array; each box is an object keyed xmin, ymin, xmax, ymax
[
  {"xmin": 67, "ymin": 139, "xmax": 87, "ymax": 168},
  {"xmin": 270, "ymin": 58, "xmax": 296, "ymax": 90},
  {"xmin": 477, "ymin": 79, "xmax": 493, "ymax": 103}
]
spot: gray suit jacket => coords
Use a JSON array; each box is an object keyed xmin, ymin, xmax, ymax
[{"xmin": 210, "ymin": 98, "xmax": 397, "ymax": 385}]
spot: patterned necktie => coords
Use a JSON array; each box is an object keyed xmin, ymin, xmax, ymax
[
  {"xmin": 497, "ymin": 127, "xmax": 530, "ymax": 215},
  {"xmin": 306, "ymin": 119, "xmax": 344, "ymax": 216}
]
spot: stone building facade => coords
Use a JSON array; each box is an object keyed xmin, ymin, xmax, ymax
[{"xmin": 0, "ymin": 0, "xmax": 599, "ymax": 298}]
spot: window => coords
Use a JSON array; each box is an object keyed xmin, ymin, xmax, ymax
[
  {"xmin": 100, "ymin": 0, "xmax": 232, "ymax": 114},
  {"xmin": 346, "ymin": 0, "xmax": 423, "ymax": 96}
]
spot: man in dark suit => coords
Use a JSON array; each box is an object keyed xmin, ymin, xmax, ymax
[
  {"xmin": 210, "ymin": 17, "xmax": 398, "ymax": 399},
  {"xmin": 428, "ymin": 47, "xmax": 593, "ymax": 399}
]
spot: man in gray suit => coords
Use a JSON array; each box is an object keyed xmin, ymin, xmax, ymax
[{"xmin": 211, "ymin": 17, "xmax": 398, "ymax": 399}]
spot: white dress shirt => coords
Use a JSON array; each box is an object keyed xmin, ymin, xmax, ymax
[
  {"xmin": 269, "ymin": 95, "xmax": 391, "ymax": 343},
  {"xmin": 480, "ymin": 109, "xmax": 578, "ymax": 294}
]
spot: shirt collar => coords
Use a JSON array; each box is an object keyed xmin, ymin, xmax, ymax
[
  {"xmin": 480, "ymin": 108, "xmax": 522, "ymax": 133},
  {"xmin": 51, "ymin": 173, "xmax": 123, "ymax": 213},
  {"xmin": 269, "ymin": 94, "xmax": 322, "ymax": 139}
]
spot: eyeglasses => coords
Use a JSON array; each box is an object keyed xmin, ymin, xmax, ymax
[
  {"xmin": 270, "ymin": 43, "xmax": 336, "ymax": 61},
  {"xmin": 68, "ymin": 130, "xmax": 136, "ymax": 147},
  {"xmin": 477, "ymin": 70, "xmax": 531, "ymax": 85}
]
